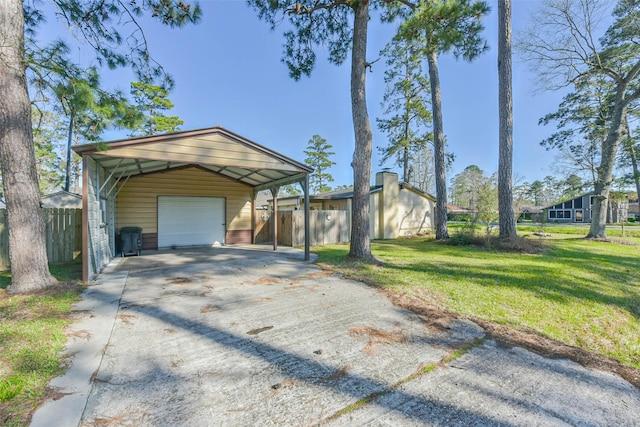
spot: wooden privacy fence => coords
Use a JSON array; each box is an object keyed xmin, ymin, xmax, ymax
[
  {"xmin": 0, "ymin": 208, "xmax": 82, "ymax": 271},
  {"xmin": 256, "ymin": 210, "xmax": 351, "ymax": 247}
]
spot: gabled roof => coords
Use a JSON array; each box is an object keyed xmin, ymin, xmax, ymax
[
  {"xmin": 447, "ymin": 204, "xmax": 474, "ymax": 213},
  {"xmin": 311, "ymin": 185, "xmax": 382, "ymax": 201},
  {"xmin": 72, "ymin": 126, "xmax": 312, "ymax": 190},
  {"xmin": 41, "ymin": 191, "xmax": 82, "ymax": 208},
  {"xmin": 43, "ymin": 190, "xmax": 82, "ymax": 200},
  {"xmin": 270, "ymin": 181, "xmax": 436, "ymax": 203},
  {"xmin": 399, "ymin": 182, "xmax": 436, "ymax": 202},
  {"xmin": 542, "ymin": 192, "xmax": 594, "ymax": 210}
]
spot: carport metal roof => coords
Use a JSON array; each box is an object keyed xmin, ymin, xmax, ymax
[{"xmin": 72, "ymin": 126, "xmax": 313, "ymax": 191}]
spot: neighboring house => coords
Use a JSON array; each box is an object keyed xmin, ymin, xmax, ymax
[
  {"xmin": 518, "ymin": 205, "xmax": 544, "ymax": 222},
  {"xmin": 543, "ymin": 193, "xmax": 594, "ymax": 223},
  {"xmin": 447, "ymin": 204, "xmax": 475, "ymax": 220},
  {"xmin": 542, "ymin": 192, "xmax": 628, "ymax": 223},
  {"xmin": 41, "ymin": 190, "xmax": 82, "ymax": 208},
  {"xmin": 72, "ymin": 126, "xmax": 312, "ymax": 281},
  {"xmin": 0, "ymin": 192, "xmax": 82, "ymax": 209},
  {"xmin": 268, "ymin": 171, "xmax": 436, "ymax": 238}
]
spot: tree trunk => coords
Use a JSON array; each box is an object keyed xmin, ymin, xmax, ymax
[
  {"xmin": 0, "ymin": 0, "xmax": 58, "ymax": 293},
  {"xmin": 623, "ymin": 114, "xmax": 640, "ymax": 207},
  {"xmin": 403, "ymin": 146, "xmax": 409, "ymax": 183},
  {"xmin": 427, "ymin": 51, "xmax": 449, "ymax": 240},
  {"xmin": 498, "ymin": 0, "xmax": 516, "ymax": 238},
  {"xmin": 348, "ymin": 0, "xmax": 373, "ymax": 260},
  {"xmin": 65, "ymin": 112, "xmax": 74, "ymax": 192},
  {"xmin": 587, "ymin": 87, "xmax": 629, "ymax": 239},
  {"xmin": 629, "ymin": 143, "xmax": 640, "ymax": 207},
  {"xmin": 403, "ymin": 61, "xmax": 410, "ymax": 184}
]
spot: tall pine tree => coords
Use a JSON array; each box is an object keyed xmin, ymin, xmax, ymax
[
  {"xmin": 130, "ymin": 81, "xmax": 184, "ymax": 136},
  {"xmin": 377, "ymin": 35, "xmax": 432, "ymax": 185},
  {"xmin": 393, "ymin": 0, "xmax": 491, "ymax": 240},
  {"xmin": 304, "ymin": 135, "xmax": 336, "ymax": 193},
  {"xmin": 0, "ymin": 0, "xmax": 201, "ymax": 293}
]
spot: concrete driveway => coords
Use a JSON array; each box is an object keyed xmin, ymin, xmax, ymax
[{"xmin": 32, "ymin": 245, "xmax": 640, "ymax": 426}]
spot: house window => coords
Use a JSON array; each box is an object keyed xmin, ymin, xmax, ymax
[
  {"xmin": 575, "ymin": 209, "xmax": 583, "ymax": 222},
  {"xmin": 575, "ymin": 198, "xmax": 583, "ymax": 209},
  {"xmin": 563, "ymin": 200, "xmax": 573, "ymax": 209},
  {"xmin": 590, "ymin": 195, "xmax": 595, "ymax": 206},
  {"xmin": 549, "ymin": 209, "xmax": 572, "ymax": 219},
  {"xmin": 554, "ymin": 203, "xmax": 563, "ymax": 210},
  {"xmin": 100, "ymin": 198, "xmax": 108, "ymax": 225}
]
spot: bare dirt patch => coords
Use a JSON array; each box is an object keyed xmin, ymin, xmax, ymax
[
  {"xmin": 349, "ymin": 326, "xmax": 406, "ymax": 354},
  {"xmin": 81, "ymin": 412, "xmax": 145, "ymax": 426},
  {"xmin": 270, "ymin": 378, "xmax": 298, "ymax": 393},
  {"xmin": 117, "ymin": 313, "xmax": 137, "ymax": 325},
  {"xmin": 66, "ymin": 329, "xmax": 92, "ymax": 341},
  {"xmin": 165, "ymin": 276, "xmax": 194, "ymax": 285},
  {"xmin": 247, "ymin": 326, "xmax": 273, "ymax": 335},
  {"xmin": 292, "ymin": 271, "xmax": 334, "ymax": 282},
  {"xmin": 323, "ymin": 365, "xmax": 351, "ymax": 382},
  {"xmin": 200, "ymin": 304, "xmax": 218, "ymax": 313},
  {"xmin": 243, "ymin": 277, "xmax": 281, "ymax": 286}
]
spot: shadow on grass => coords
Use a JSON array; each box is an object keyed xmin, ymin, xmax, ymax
[
  {"xmin": 0, "ymin": 272, "xmax": 10, "ymax": 290},
  {"xmin": 319, "ymin": 238, "xmax": 640, "ymax": 319},
  {"xmin": 0, "ymin": 261, "xmax": 84, "ymax": 291}
]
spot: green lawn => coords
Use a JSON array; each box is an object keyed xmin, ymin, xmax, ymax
[
  {"xmin": 0, "ymin": 262, "xmax": 84, "ymax": 427},
  {"xmin": 314, "ymin": 234, "xmax": 640, "ymax": 370}
]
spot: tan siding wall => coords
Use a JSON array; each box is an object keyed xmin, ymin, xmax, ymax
[
  {"xmin": 116, "ymin": 167, "xmax": 253, "ymax": 235},
  {"xmin": 398, "ymin": 188, "xmax": 434, "ymax": 236}
]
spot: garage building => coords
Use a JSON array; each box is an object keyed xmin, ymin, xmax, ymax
[{"xmin": 73, "ymin": 126, "xmax": 312, "ymax": 281}]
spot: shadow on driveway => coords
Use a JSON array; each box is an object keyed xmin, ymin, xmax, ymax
[{"xmin": 31, "ymin": 246, "xmax": 640, "ymax": 426}]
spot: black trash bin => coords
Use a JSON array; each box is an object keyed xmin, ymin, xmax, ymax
[{"xmin": 120, "ymin": 227, "xmax": 142, "ymax": 257}]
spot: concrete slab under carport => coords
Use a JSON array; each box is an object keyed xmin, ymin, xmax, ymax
[{"xmin": 32, "ymin": 245, "xmax": 640, "ymax": 426}]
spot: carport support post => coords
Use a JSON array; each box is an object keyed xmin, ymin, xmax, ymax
[
  {"xmin": 270, "ymin": 186, "xmax": 279, "ymax": 251},
  {"xmin": 81, "ymin": 155, "xmax": 89, "ymax": 282},
  {"xmin": 302, "ymin": 174, "xmax": 310, "ymax": 261}
]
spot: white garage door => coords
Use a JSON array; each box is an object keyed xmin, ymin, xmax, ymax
[{"xmin": 158, "ymin": 196, "xmax": 225, "ymax": 248}]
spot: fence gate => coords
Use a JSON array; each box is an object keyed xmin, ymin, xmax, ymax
[{"xmin": 255, "ymin": 209, "xmax": 350, "ymax": 247}]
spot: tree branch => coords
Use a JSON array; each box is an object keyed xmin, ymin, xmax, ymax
[{"xmin": 288, "ymin": 0, "xmax": 353, "ymax": 15}]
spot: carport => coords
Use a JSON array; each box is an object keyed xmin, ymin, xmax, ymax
[{"xmin": 73, "ymin": 126, "xmax": 313, "ymax": 282}]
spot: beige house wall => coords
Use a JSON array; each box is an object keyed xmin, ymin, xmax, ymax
[
  {"xmin": 377, "ymin": 172, "xmax": 399, "ymax": 239},
  {"xmin": 398, "ymin": 187, "xmax": 435, "ymax": 236},
  {"xmin": 370, "ymin": 192, "xmax": 380, "ymax": 239},
  {"xmin": 116, "ymin": 167, "xmax": 253, "ymax": 248}
]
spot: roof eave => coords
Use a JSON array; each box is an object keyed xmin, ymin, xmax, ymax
[{"xmin": 73, "ymin": 126, "xmax": 313, "ymax": 174}]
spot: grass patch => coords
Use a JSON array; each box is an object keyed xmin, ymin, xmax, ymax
[
  {"xmin": 0, "ymin": 262, "xmax": 84, "ymax": 427},
  {"xmin": 516, "ymin": 223, "xmax": 640, "ymax": 239},
  {"xmin": 314, "ymin": 235, "xmax": 640, "ymax": 370}
]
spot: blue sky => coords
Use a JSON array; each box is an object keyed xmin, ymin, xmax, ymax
[{"xmin": 49, "ymin": 0, "xmax": 569, "ymax": 188}]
